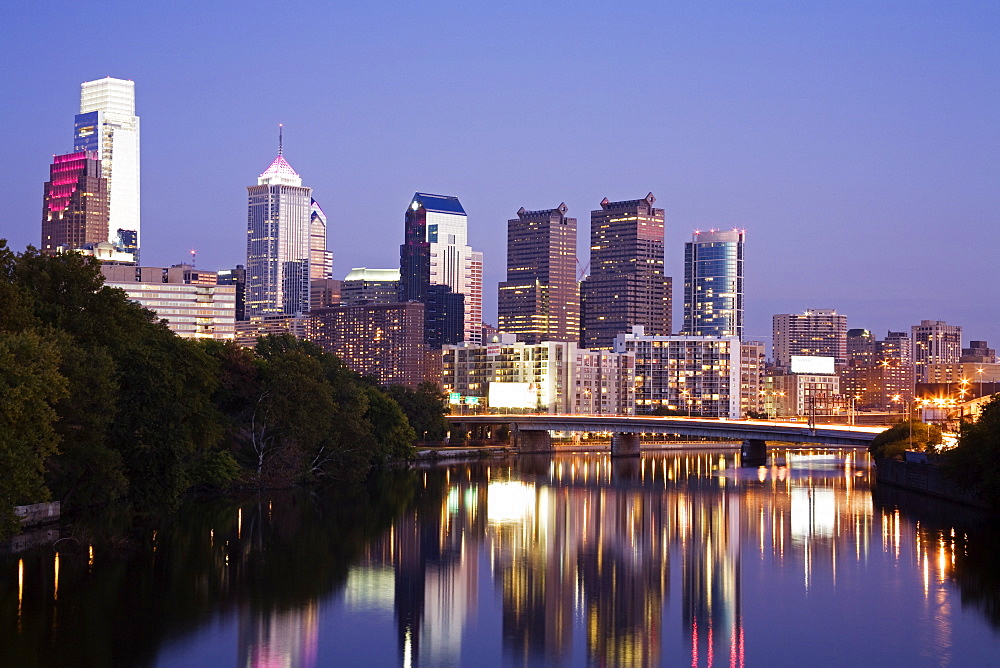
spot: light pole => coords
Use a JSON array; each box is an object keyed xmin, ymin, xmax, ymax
[{"xmin": 977, "ymin": 367, "xmax": 985, "ymax": 399}]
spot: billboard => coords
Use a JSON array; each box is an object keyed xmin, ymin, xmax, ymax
[
  {"xmin": 488, "ymin": 382, "xmax": 536, "ymax": 409},
  {"xmin": 790, "ymin": 356, "xmax": 836, "ymax": 375}
]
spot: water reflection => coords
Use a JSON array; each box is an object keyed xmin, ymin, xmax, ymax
[{"xmin": 2, "ymin": 450, "xmax": 999, "ymax": 666}]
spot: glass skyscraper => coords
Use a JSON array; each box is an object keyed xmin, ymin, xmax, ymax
[
  {"xmin": 73, "ymin": 77, "xmax": 140, "ymax": 260},
  {"xmin": 683, "ymin": 229, "xmax": 745, "ymax": 339},
  {"xmin": 399, "ymin": 193, "xmax": 483, "ymax": 346},
  {"xmin": 245, "ymin": 140, "xmax": 329, "ymax": 318}
]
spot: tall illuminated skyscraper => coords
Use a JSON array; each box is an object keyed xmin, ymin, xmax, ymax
[
  {"xmin": 580, "ymin": 193, "xmax": 671, "ymax": 350},
  {"xmin": 73, "ymin": 77, "xmax": 140, "ymax": 260},
  {"xmin": 399, "ymin": 193, "xmax": 483, "ymax": 346},
  {"xmin": 498, "ymin": 203, "xmax": 579, "ymax": 343},
  {"xmin": 41, "ymin": 151, "xmax": 108, "ymax": 253},
  {"xmin": 245, "ymin": 132, "xmax": 329, "ymax": 318},
  {"xmin": 682, "ymin": 229, "xmax": 744, "ymax": 339}
]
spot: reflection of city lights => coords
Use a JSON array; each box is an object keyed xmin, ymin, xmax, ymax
[{"xmin": 487, "ymin": 481, "xmax": 536, "ymax": 524}]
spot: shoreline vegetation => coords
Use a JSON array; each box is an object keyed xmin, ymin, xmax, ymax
[
  {"xmin": 0, "ymin": 242, "xmax": 448, "ymax": 540},
  {"xmin": 869, "ymin": 396, "xmax": 1000, "ymax": 512}
]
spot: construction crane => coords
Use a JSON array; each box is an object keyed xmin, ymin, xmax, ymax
[{"xmin": 575, "ymin": 257, "xmax": 590, "ymax": 282}]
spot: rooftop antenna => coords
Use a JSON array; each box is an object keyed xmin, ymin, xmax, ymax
[{"xmin": 278, "ymin": 123, "xmax": 283, "ymax": 156}]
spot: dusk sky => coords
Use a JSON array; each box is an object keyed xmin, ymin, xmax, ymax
[{"xmin": 4, "ymin": 1, "xmax": 998, "ymax": 347}]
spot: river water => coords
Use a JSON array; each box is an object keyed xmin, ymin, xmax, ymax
[{"xmin": 2, "ymin": 448, "xmax": 999, "ymax": 667}]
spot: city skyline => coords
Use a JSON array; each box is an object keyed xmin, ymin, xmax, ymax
[{"xmin": 4, "ymin": 2, "xmax": 998, "ymax": 346}]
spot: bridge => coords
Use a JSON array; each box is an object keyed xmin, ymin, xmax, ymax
[{"xmin": 445, "ymin": 414, "xmax": 884, "ymax": 464}]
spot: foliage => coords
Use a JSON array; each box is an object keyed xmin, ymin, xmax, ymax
[
  {"xmin": 384, "ymin": 382, "xmax": 449, "ymax": 441},
  {"xmin": 868, "ymin": 420, "xmax": 942, "ymax": 461},
  {"xmin": 942, "ymin": 396, "xmax": 1000, "ymax": 507},
  {"xmin": 0, "ymin": 329, "xmax": 68, "ymax": 538},
  {"xmin": 0, "ymin": 242, "xmax": 426, "ymax": 537}
]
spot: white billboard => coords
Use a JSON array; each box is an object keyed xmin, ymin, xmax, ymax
[
  {"xmin": 488, "ymin": 382, "xmax": 536, "ymax": 409},
  {"xmin": 790, "ymin": 355, "xmax": 836, "ymax": 375}
]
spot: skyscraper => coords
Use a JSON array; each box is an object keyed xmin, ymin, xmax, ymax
[
  {"xmin": 497, "ymin": 203, "xmax": 579, "ymax": 343},
  {"xmin": 245, "ymin": 132, "xmax": 328, "ymax": 318},
  {"xmin": 399, "ymin": 193, "xmax": 483, "ymax": 346},
  {"xmin": 73, "ymin": 77, "xmax": 140, "ymax": 259},
  {"xmin": 682, "ymin": 229, "xmax": 744, "ymax": 339},
  {"xmin": 580, "ymin": 193, "xmax": 671, "ymax": 350},
  {"xmin": 772, "ymin": 309, "xmax": 848, "ymax": 368},
  {"xmin": 911, "ymin": 320, "xmax": 962, "ymax": 382},
  {"xmin": 41, "ymin": 151, "xmax": 108, "ymax": 253}
]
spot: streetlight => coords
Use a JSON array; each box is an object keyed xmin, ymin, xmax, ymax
[
  {"xmin": 977, "ymin": 367, "xmax": 985, "ymax": 399},
  {"xmin": 681, "ymin": 389, "xmax": 691, "ymax": 418}
]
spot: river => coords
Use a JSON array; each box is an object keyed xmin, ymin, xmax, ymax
[{"xmin": 2, "ymin": 448, "xmax": 999, "ymax": 666}]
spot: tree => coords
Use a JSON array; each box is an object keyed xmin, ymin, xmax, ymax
[
  {"xmin": 363, "ymin": 386, "xmax": 417, "ymax": 463},
  {"xmin": 943, "ymin": 395, "xmax": 1000, "ymax": 506},
  {"xmin": 868, "ymin": 420, "xmax": 942, "ymax": 461},
  {"xmin": 0, "ymin": 330, "xmax": 68, "ymax": 538},
  {"xmin": 384, "ymin": 382, "xmax": 449, "ymax": 441}
]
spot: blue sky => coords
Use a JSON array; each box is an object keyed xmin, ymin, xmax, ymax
[{"xmin": 3, "ymin": 1, "xmax": 998, "ymax": 346}]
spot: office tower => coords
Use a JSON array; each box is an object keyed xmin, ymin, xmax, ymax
[
  {"xmin": 309, "ymin": 200, "xmax": 333, "ymax": 281},
  {"xmin": 497, "ymin": 204, "xmax": 580, "ymax": 344},
  {"xmin": 580, "ymin": 193, "xmax": 670, "ymax": 350},
  {"xmin": 841, "ymin": 328, "xmax": 913, "ymax": 410},
  {"xmin": 399, "ymin": 193, "xmax": 483, "ymax": 346},
  {"xmin": 682, "ymin": 229, "xmax": 744, "ymax": 338},
  {"xmin": 911, "ymin": 320, "xmax": 961, "ymax": 382},
  {"xmin": 245, "ymin": 133, "xmax": 328, "ymax": 318},
  {"xmin": 217, "ymin": 265, "xmax": 247, "ymax": 322},
  {"xmin": 881, "ymin": 331, "xmax": 912, "ymax": 365},
  {"xmin": 614, "ymin": 326, "xmax": 741, "ymax": 418},
  {"xmin": 846, "ymin": 329, "xmax": 877, "ymax": 365},
  {"xmin": 41, "ymin": 151, "xmax": 109, "ymax": 253},
  {"xmin": 341, "ymin": 268, "xmax": 400, "ymax": 304},
  {"xmin": 101, "ymin": 265, "xmax": 235, "ymax": 340},
  {"xmin": 772, "ymin": 309, "xmax": 847, "ymax": 368},
  {"xmin": 310, "ymin": 279, "xmax": 341, "ymax": 311},
  {"xmin": 307, "ymin": 302, "xmax": 437, "ymax": 387},
  {"xmin": 73, "ymin": 77, "xmax": 140, "ymax": 259}
]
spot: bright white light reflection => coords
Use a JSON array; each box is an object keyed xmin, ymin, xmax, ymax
[
  {"xmin": 344, "ymin": 566, "xmax": 396, "ymax": 613},
  {"xmin": 487, "ymin": 481, "xmax": 536, "ymax": 524}
]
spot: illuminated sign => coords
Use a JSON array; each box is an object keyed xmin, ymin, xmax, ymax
[
  {"xmin": 449, "ymin": 392, "xmax": 461, "ymax": 405},
  {"xmin": 790, "ymin": 356, "xmax": 835, "ymax": 375},
  {"xmin": 488, "ymin": 382, "xmax": 535, "ymax": 409}
]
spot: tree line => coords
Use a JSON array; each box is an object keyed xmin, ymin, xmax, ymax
[{"xmin": 0, "ymin": 243, "xmax": 448, "ymax": 538}]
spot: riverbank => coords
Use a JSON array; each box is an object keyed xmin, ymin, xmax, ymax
[{"xmin": 875, "ymin": 459, "xmax": 994, "ymax": 512}]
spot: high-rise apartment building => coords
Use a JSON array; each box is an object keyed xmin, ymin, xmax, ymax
[
  {"xmin": 73, "ymin": 77, "xmax": 140, "ymax": 260},
  {"xmin": 245, "ymin": 136, "xmax": 329, "ymax": 318},
  {"xmin": 308, "ymin": 301, "xmax": 438, "ymax": 388},
  {"xmin": 911, "ymin": 320, "xmax": 962, "ymax": 382},
  {"xmin": 614, "ymin": 326, "xmax": 742, "ymax": 418},
  {"xmin": 399, "ymin": 193, "xmax": 483, "ymax": 346},
  {"xmin": 497, "ymin": 204, "xmax": 579, "ymax": 343},
  {"xmin": 41, "ymin": 151, "xmax": 109, "ymax": 253},
  {"xmin": 683, "ymin": 229, "xmax": 744, "ymax": 339},
  {"xmin": 217, "ymin": 265, "xmax": 246, "ymax": 322},
  {"xmin": 580, "ymin": 193, "xmax": 670, "ymax": 350},
  {"xmin": 772, "ymin": 309, "xmax": 848, "ymax": 368}
]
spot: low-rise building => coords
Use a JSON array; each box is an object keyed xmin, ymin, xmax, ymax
[
  {"xmin": 442, "ymin": 336, "xmax": 635, "ymax": 414},
  {"xmin": 101, "ymin": 264, "xmax": 235, "ymax": 340}
]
